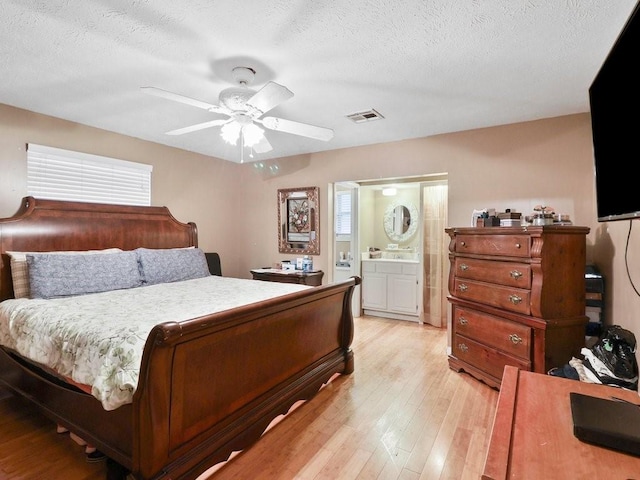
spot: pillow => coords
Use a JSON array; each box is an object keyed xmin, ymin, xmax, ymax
[
  {"xmin": 27, "ymin": 250, "xmax": 142, "ymax": 299},
  {"xmin": 7, "ymin": 248, "xmax": 122, "ymax": 299},
  {"xmin": 136, "ymin": 247, "xmax": 210, "ymax": 286}
]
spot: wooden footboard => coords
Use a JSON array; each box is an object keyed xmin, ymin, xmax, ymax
[{"xmin": 135, "ymin": 276, "xmax": 359, "ymax": 479}]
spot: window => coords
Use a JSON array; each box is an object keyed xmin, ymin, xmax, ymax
[
  {"xmin": 335, "ymin": 190, "xmax": 352, "ymax": 239},
  {"xmin": 27, "ymin": 144, "xmax": 152, "ymax": 206}
]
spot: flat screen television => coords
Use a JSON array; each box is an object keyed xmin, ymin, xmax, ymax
[{"xmin": 589, "ymin": 2, "xmax": 640, "ymax": 222}]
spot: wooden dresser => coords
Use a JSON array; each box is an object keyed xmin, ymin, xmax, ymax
[{"xmin": 445, "ymin": 225, "xmax": 589, "ymax": 388}]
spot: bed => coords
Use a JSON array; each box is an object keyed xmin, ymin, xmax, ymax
[{"xmin": 0, "ymin": 196, "xmax": 360, "ymax": 480}]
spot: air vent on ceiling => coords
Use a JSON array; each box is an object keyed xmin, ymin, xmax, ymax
[{"xmin": 346, "ymin": 109, "xmax": 385, "ymax": 123}]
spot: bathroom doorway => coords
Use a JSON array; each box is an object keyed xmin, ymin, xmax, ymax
[{"xmin": 330, "ymin": 174, "xmax": 448, "ymax": 325}]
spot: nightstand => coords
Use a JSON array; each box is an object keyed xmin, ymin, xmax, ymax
[{"xmin": 250, "ymin": 269, "xmax": 324, "ymax": 286}]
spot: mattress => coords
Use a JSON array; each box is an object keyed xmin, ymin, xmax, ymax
[{"xmin": 0, "ymin": 276, "xmax": 309, "ymax": 410}]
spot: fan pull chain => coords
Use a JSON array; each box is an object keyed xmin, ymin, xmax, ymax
[{"xmin": 240, "ymin": 129, "xmax": 244, "ymax": 163}]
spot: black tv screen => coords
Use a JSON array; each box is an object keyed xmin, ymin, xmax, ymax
[{"xmin": 589, "ymin": 2, "xmax": 640, "ymax": 222}]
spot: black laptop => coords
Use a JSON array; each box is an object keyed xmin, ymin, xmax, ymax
[{"xmin": 570, "ymin": 391, "xmax": 640, "ymax": 457}]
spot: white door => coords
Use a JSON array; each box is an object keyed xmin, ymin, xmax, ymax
[{"xmin": 333, "ymin": 182, "xmax": 360, "ymax": 317}]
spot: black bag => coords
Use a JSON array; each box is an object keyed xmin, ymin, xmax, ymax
[{"xmin": 591, "ymin": 325, "xmax": 638, "ymax": 381}]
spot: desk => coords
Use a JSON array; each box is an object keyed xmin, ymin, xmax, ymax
[
  {"xmin": 483, "ymin": 365, "xmax": 640, "ymax": 479},
  {"xmin": 250, "ymin": 268, "xmax": 324, "ymax": 286}
]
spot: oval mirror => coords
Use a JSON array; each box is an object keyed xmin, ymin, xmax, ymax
[{"xmin": 384, "ymin": 203, "xmax": 419, "ymax": 242}]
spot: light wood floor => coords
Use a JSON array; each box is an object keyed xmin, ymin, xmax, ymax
[{"xmin": 0, "ymin": 316, "xmax": 499, "ymax": 479}]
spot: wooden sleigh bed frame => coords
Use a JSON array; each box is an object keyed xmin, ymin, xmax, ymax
[{"xmin": 0, "ymin": 197, "xmax": 360, "ymax": 480}]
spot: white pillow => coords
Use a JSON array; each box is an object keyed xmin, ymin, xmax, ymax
[{"xmin": 7, "ymin": 248, "xmax": 122, "ymax": 299}]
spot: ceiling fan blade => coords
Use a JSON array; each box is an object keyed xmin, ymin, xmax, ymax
[
  {"xmin": 259, "ymin": 116, "xmax": 334, "ymax": 141},
  {"xmin": 245, "ymin": 82, "xmax": 293, "ymax": 115},
  {"xmin": 141, "ymin": 86, "xmax": 229, "ymax": 115},
  {"xmin": 166, "ymin": 119, "xmax": 230, "ymax": 136},
  {"xmin": 252, "ymin": 134, "xmax": 273, "ymax": 153}
]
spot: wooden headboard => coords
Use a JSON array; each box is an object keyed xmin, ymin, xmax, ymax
[{"xmin": 0, "ymin": 196, "xmax": 198, "ymax": 301}]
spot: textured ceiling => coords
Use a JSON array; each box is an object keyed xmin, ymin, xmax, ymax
[{"xmin": 1, "ymin": 1, "xmax": 637, "ymax": 163}]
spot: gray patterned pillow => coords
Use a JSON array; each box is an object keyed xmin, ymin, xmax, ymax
[
  {"xmin": 7, "ymin": 248, "xmax": 122, "ymax": 299},
  {"xmin": 27, "ymin": 250, "xmax": 142, "ymax": 299},
  {"xmin": 136, "ymin": 247, "xmax": 210, "ymax": 286}
]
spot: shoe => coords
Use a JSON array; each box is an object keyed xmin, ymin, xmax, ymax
[
  {"xmin": 86, "ymin": 450, "xmax": 106, "ymax": 463},
  {"xmin": 547, "ymin": 364, "xmax": 579, "ymax": 380}
]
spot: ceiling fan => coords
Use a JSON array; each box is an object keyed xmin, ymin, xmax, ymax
[{"xmin": 141, "ymin": 66, "xmax": 334, "ymax": 159}]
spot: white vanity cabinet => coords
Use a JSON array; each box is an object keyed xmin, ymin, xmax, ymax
[
  {"xmin": 361, "ymin": 267, "xmax": 387, "ymax": 310},
  {"xmin": 362, "ymin": 260, "xmax": 420, "ymax": 321}
]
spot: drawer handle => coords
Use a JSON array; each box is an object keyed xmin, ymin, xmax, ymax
[
  {"xmin": 458, "ymin": 343, "xmax": 468, "ymax": 353},
  {"xmin": 458, "ymin": 316, "xmax": 468, "ymax": 326},
  {"xmin": 460, "ymin": 241, "xmax": 466, "ymax": 247},
  {"xmin": 514, "ymin": 243, "xmax": 521, "ymax": 249},
  {"xmin": 509, "ymin": 294, "xmax": 522, "ymax": 304},
  {"xmin": 459, "ymin": 263, "xmax": 469, "ymax": 271},
  {"xmin": 509, "ymin": 334, "xmax": 523, "ymax": 345},
  {"xmin": 458, "ymin": 283, "xmax": 468, "ymax": 292},
  {"xmin": 510, "ymin": 270, "xmax": 523, "ymax": 279}
]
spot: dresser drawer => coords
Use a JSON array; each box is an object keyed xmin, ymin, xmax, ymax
[
  {"xmin": 454, "ymin": 257, "xmax": 531, "ymax": 288},
  {"xmin": 452, "ymin": 305, "xmax": 532, "ymax": 360},
  {"xmin": 456, "ymin": 234, "xmax": 530, "ymax": 258},
  {"xmin": 453, "ymin": 278, "xmax": 531, "ymax": 315},
  {"xmin": 452, "ymin": 334, "xmax": 531, "ymax": 380}
]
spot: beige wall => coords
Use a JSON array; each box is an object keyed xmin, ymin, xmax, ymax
[
  {"xmin": 1, "ymin": 103, "xmax": 638, "ymax": 345},
  {"xmin": 0, "ymin": 104, "xmax": 245, "ymax": 271}
]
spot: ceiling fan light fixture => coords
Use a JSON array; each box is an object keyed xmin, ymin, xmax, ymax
[
  {"xmin": 242, "ymin": 123, "xmax": 264, "ymax": 147},
  {"xmin": 220, "ymin": 121, "xmax": 241, "ymax": 145}
]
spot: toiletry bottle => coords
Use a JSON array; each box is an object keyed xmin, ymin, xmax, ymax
[{"xmin": 302, "ymin": 255, "xmax": 312, "ymax": 272}]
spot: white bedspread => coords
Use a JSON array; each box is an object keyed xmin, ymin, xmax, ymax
[{"xmin": 0, "ymin": 276, "xmax": 309, "ymax": 411}]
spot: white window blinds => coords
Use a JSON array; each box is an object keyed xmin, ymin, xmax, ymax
[
  {"xmin": 335, "ymin": 190, "xmax": 352, "ymax": 237},
  {"xmin": 27, "ymin": 144, "xmax": 152, "ymax": 206}
]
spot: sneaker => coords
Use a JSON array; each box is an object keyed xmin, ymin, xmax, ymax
[{"xmin": 86, "ymin": 450, "xmax": 106, "ymax": 463}]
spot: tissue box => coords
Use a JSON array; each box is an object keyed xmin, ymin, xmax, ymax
[{"xmin": 282, "ymin": 262, "xmax": 296, "ymax": 271}]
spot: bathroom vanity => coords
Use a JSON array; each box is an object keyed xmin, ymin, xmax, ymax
[{"xmin": 361, "ymin": 257, "xmax": 420, "ymax": 321}]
